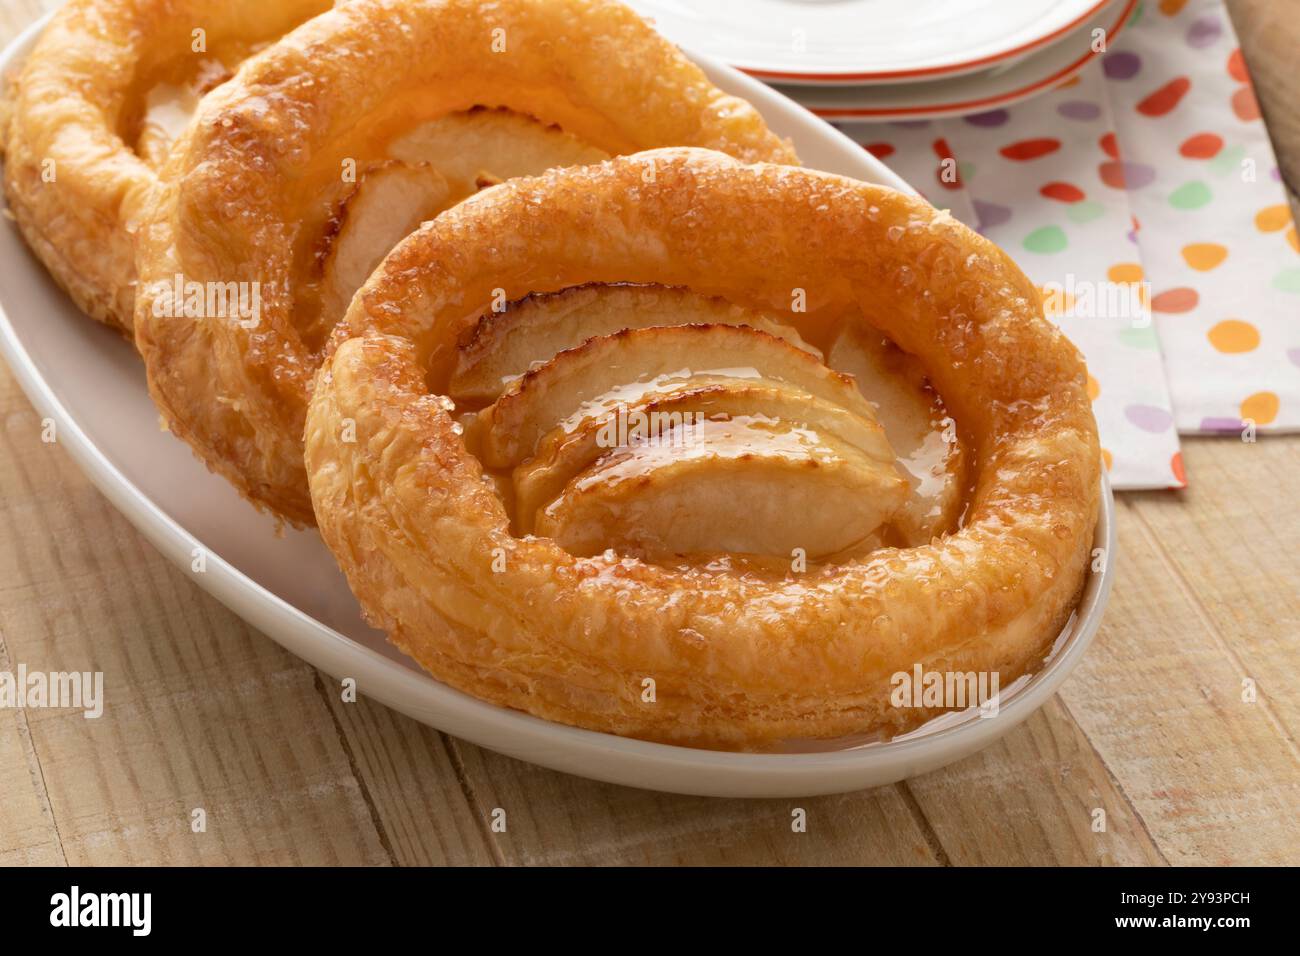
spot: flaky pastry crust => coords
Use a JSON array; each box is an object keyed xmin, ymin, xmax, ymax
[
  {"xmin": 306, "ymin": 149, "xmax": 1102, "ymax": 749},
  {"xmin": 132, "ymin": 0, "xmax": 796, "ymax": 525},
  {"xmin": 0, "ymin": 0, "xmax": 334, "ymax": 331}
]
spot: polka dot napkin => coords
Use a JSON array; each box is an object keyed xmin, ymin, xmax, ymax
[{"xmin": 836, "ymin": 0, "xmax": 1298, "ymax": 490}]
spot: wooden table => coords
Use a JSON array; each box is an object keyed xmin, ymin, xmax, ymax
[{"xmin": 1, "ymin": 0, "xmax": 1297, "ymax": 867}]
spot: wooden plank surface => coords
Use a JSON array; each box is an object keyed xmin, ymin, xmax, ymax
[{"xmin": 0, "ymin": 0, "xmax": 1296, "ymax": 867}]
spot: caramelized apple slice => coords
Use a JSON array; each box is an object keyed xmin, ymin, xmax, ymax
[
  {"xmin": 137, "ymin": 83, "xmax": 205, "ymax": 168},
  {"xmin": 534, "ymin": 417, "xmax": 908, "ymax": 559},
  {"xmin": 136, "ymin": 61, "xmax": 233, "ymax": 168},
  {"xmin": 450, "ymin": 284, "xmax": 819, "ymax": 404},
  {"xmin": 480, "ymin": 324, "xmax": 877, "ymax": 468},
  {"xmin": 318, "ymin": 161, "xmax": 452, "ymax": 326},
  {"xmin": 514, "ymin": 376, "xmax": 896, "ymax": 533},
  {"xmin": 387, "ymin": 107, "xmax": 608, "ymax": 202},
  {"xmin": 827, "ymin": 323, "xmax": 966, "ymax": 543}
]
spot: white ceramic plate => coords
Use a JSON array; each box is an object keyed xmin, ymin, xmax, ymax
[
  {"xmin": 0, "ymin": 14, "xmax": 1113, "ymax": 797},
  {"xmin": 625, "ymin": 0, "xmax": 1111, "ymax": 84},
  {"xmin": 780, "ymin": 0, "xmax": 1134, "ymax": 122}
]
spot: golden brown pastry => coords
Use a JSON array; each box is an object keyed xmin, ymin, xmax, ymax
[
  {"xmin": 132, "ymin": 0, "xmax": 797, "ymax": 525},
  {"xmin": 0, "ymin": 0, "xmax": 336, "ymax": 331},
  {"xmin": 305, "ymin": 148, "xmax": 1102, "ymax": 749}
]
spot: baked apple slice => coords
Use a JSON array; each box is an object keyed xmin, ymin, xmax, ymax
[
  {"xmin": 827, "ymin": 323, "xmax": 966, "ymax": 543},
  {"xmin": 135, "ymin": 60, "xmax": 234, "ymax": 168},
  {"xmin": 480, "ymin": 324, "xmax": 877, "ymax": 468},
  {"xmin": 318, "ymin": 161, "xmax": 451, "ymax": 326},
  {"xmin": 513, "ymin": 375, "xmax": 896, "ymax": 533},
  {"xmin": 534, "ymin": 417, "xmax": 908, "ymax": 559},
  {"xmin": 450, "ymin": 284, "xmax": 819, "ymax": 404},
  {"xmin": 387, "ymin": 107, "xmax": 608, "ymax": 202}
]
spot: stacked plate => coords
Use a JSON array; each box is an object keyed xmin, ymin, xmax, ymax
[{"xmin": 626, "ymin": 0, "xmax": 1138, "ymax": 122}]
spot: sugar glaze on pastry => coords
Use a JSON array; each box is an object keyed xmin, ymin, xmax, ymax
[
  {"xmin": 448, "ymin": 285, "xmax": 967, "ymax": 560},
  {"xmin": 132, "ymin": 0, "xmax": 796, "ymax": 525},
  {"xmin": 305, "ymin": 149, "xmax": 1102, "ymax": 750},
  {"xmin": 0, "ymin": 0, "xmax": 335, "ymax": 331}
]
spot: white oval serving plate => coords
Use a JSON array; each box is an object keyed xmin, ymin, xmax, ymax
[{"xmin": 0, "ymin": 13, "xmax": 1112, "ymax": 797}]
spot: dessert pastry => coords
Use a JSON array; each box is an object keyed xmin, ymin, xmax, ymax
[
  {"xmin": 305, "ymin": 148, "xmax": 1102, "ymax": 749},
  {"xmin": 132, "ymin": 0, "xmax": 796, "ymax": 525},
  {"xmin": 0, "ymin": 0, "xmax": 336, "ymax": 331}
]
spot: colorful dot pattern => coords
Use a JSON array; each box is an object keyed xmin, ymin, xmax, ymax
[
  {"xmin": 1100, "ymin": 0, "xmax": 1298, "ymax": 438},
  {"xmin": 837, "ymin": 0, "xmax": 1298, "ymax": 489},
  {"xmin": 849, "ymin": 70, "xmax": 1183, "ymax": 491}
]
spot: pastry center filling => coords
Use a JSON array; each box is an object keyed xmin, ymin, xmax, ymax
[
  {"xmin": 125, "ymin": 1, "xmax": 339, "ymax": 165},
  {"xmin": 446, "ymin": 284, "xmax": 969, "ymax": 567},
  {"xmin": 130, "ymin": 77, "xmax": 608, "ymax": 353},
  {"xmin": 298, "ymin": 108, "xmax": 609, "ymax": 349},
  {"xmin": 134, "ymin": 59, "xmax": 234, "ymax": 168}
]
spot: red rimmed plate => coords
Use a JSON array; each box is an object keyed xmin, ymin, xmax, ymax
[
  {"xmin": 779, "ymin": 0, "xmax": 1134, "ymax": 122},
  {"xmin": 625, "ymin": 0, "xmax": 1114, "ymax": 86}
]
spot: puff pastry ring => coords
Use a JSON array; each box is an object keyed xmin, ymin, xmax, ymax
[
  {"xmin": 306, "ymin": 148, "xmax": 1102, "ymax": 749},
  {"xmin": 133, "ymin": 0, "xmax": 796, "ymax": 525},
  {"xmin": 1, "ymin": 0, "xmax": 335, "ymax": 331}
]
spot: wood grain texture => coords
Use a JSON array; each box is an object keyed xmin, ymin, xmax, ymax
[
  {"xmin": 0, "ymin": 635, "xmax": 64, "ymax": 866},
  {"xmin": 448, "ymin": 738, "xmax": 941, "ymax": 866},
  {"xmin": 0, "ymin": 0, "xmax": 1296, "ymax": 867},
  {"xmin": 0, "ymin": 373, "xmax": 395, "ymax": 865},
  {"xmin": 1128, "ymin": 437, "xmax": 1300, "ymax": 741},
  {"xmin": 1060, "ymin": 478, "xmax": 1300, "ymax": 865},
  {"xmin": 318, "ymin": 693, "xmax": 494, "ymax": 866},
  {"xmin": 903, "ymin": 700, "xmax": 1167, "ymax": 866}
]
